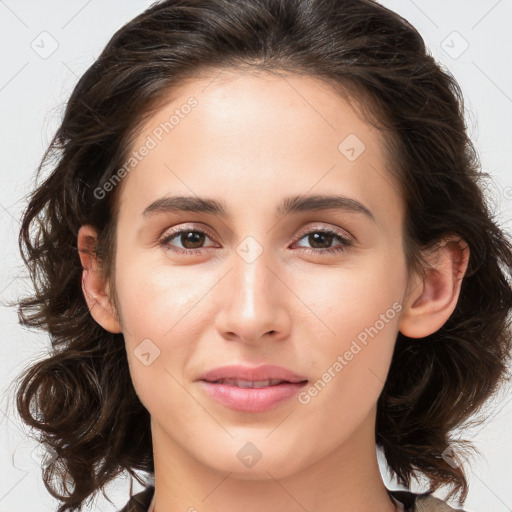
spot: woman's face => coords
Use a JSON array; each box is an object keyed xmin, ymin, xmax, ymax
[{"xmin": 109, "ymin": 70, "xmax": 412, "ymax": 479}]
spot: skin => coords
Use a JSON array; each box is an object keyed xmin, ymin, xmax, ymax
[{"xmin": 78, "ymin": 70, "xmax": 469, "ymax": 512}]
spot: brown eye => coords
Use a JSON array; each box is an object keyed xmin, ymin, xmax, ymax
[
  {"xmin": 306, "ymin": 232, "xmax": 335, "ymax": 249},
  {"xmin": 159, "ymin": 228, "xmax": 216, "ymax": 254},
  {"xmin": 177, "ymin": 231, "xmax": 206, "ymax": 249},
  {"xmin": 293, "ymin": 228, "xmax": 353, "ymax": 255}
]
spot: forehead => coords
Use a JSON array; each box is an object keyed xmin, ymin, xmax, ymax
[{"xmin": 115, "ymin": 69, "xmax": 403, "ymax": 228}]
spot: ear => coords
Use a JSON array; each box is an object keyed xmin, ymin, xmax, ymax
[
  {"xmin": 77, "ymin": 224, "xmax": 122, "ymax": 333},
  {"xmin": 399, "ymin": 237, "xmax": 470, "ymax": 338}
]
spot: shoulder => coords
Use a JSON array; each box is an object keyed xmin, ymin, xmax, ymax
[
  {"xmin": 117, "ymin": 485, "xmax": 155, "ymax": 512},
  {"xmin": 390, "ymin": 489, "xmax": 468, "ymax": 512}
]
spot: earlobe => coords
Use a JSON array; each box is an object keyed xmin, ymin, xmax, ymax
[
  {"xmin": 77, "ymin": 225, "xmax": 122, "ymax": 333},
  {"xmin": 399, "ymin": 238, "xmax": 470, "ymax": 339}
]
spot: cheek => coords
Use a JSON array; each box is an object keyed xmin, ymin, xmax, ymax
[
  {"xmin": 114, "ymin": 265, "xmax": 200, "ymax": 412},
  {"xmin": 114, "ymin": 255, "xmax": 208, "ymax": 340},
  {"xmin": 300, "ymin": 251, "xmax": 406, "ymax": 391},
  {"xmin": 304, "ymin": 253, "xmax": 406, "ymax": 338},
  {"xmin": 113, "ymin": 255, "xmax": 222, "ymax": 401}
]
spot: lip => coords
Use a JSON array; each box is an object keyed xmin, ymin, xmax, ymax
[
  {"xmin": 198, "ymin": 364, "xmax": 308, "ymax": 383},
  {"xmin": 199, "ymin": 380, "xmax": 309, "ymax": 412},
  {"xmin": 197, "ymin": 364, "xmax": 308, "ymax": 413}
]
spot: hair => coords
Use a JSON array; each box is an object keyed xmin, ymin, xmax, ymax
[{"xmin": 11, "ymin": 0, "xmax": 512, "ymax": 510}]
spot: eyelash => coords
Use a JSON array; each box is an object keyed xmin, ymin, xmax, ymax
[{"xmin": 158, "ymin": 225, "xmax": 353, "ymax": 256}]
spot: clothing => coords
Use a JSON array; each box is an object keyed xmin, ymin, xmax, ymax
[{"xmin": 117, "ymin": 485, "xmax": 468, "ymax": 512}]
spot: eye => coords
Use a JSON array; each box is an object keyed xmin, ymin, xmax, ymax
[
  {"xmin": 159, "ymin": 227, "xmax": 217, "ymax": 255},
  {"xmin": 159, "ymin": 225, "xmax": 353, "ymax": 256},
  {"xmin": 291, "ymin": 228, "xmax": 353, "ymax": 255}
]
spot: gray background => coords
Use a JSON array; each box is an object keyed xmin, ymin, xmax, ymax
[{"xmin": 1, "ymin": 1, "xmax": 511, "ymax": 511}]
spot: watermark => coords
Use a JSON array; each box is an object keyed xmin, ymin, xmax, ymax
[
  {"xmin": 31, "ymin": 441, "xmax": 58, "ymax": 467},
  {"xmin": 235, "ymin": 236, "xmax": 264, "ymax": 264},
  {"xmin": 297, "ymin": 301, "xmax": 402, "ymax": 404},
  {"xmin": 237, "ymin": 441, "xmax": 263, "ymax": 468},
  {"xmin": 31, "ymin": 31, "xmax": 59, "ymax": 59},
  {"xmin": 338, "ymin": 133, "xmax": 366, "ymax": 161},
  {"xmin": 441, "ymin": 31, "xmax": 469, "ymax": 60},
  {"xmin": 483, "ymin": 177, "xmax": 512, "ymax": 213},
  {"xmin": 93, "ymin": 96, "xmax": 198, "ymax": 200},
  {"xmin": 134, "ymin": 338, "xmax": 161, "ymax": 366},
  {"xmin": 441, "ymin": 443, "xmax": 470, "ymax": 469}
]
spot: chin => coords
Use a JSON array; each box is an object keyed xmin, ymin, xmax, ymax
[{"xmin": 190, "ymin": 438, "xmax": 303, "ymax": 479}]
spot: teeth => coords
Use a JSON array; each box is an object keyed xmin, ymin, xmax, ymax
[{"xmin": 215, "ymin": 378, "xmax": 285, "ymax": 388}]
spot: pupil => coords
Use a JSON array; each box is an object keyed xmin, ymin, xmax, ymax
[
  {"xmin": 182, "ymin": 231, "xmax": 204, "ymax": 249},
  {"xmin": 309, "ymin": 232, "xmax": 333, "ymax": 248}
]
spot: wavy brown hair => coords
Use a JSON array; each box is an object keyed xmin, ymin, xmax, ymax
[{"xmin": 11, "ymin": 0, "xmax": 512, "ymax": 510}]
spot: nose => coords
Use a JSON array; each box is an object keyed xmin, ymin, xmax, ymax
[{"xmin": 214, "ymin": 247, "xmax": 291, "ymax": 344}]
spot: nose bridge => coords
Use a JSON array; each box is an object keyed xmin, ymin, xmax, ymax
[
  {"xmin": 235, "ymin": 246, "xmax": 270, "ymax": 313},
  {"xmin": 233, "ymin": 240, "xmax": 276, "ymax": 316},
  {"xmin": 217, "ymin": 238, "xmax": 288, "ymax": 341}
]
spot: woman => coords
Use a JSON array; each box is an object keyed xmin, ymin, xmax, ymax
[{"xmin": 14, "ymin": 0, "xmax": 512, "ymax": 511}]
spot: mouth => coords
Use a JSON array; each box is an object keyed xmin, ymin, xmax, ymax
[
  {"xmin": 197, "ymin": 364, "xmax": 309, "ymax": 412},
  {"xmin": 198, "ymin": 379, "xmax": 309, "ymax": 412},
  {"xmin": 202, "ymin": 378, "xmax": 308, "ymax": 388}
]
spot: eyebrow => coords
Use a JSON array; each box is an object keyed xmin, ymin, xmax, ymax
[{"xmin": 141, "ymin": 194, "xmax": 375, "ymax": 222}]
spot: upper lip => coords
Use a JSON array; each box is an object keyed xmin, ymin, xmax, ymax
[{"xmin": 198, "ymin": 364, "xmax": 308, "ymax": 383}]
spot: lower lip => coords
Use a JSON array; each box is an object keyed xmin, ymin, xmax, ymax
[{"xmin": 198, "ymin": 380, "xmax": 308, "ymax": 412}]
